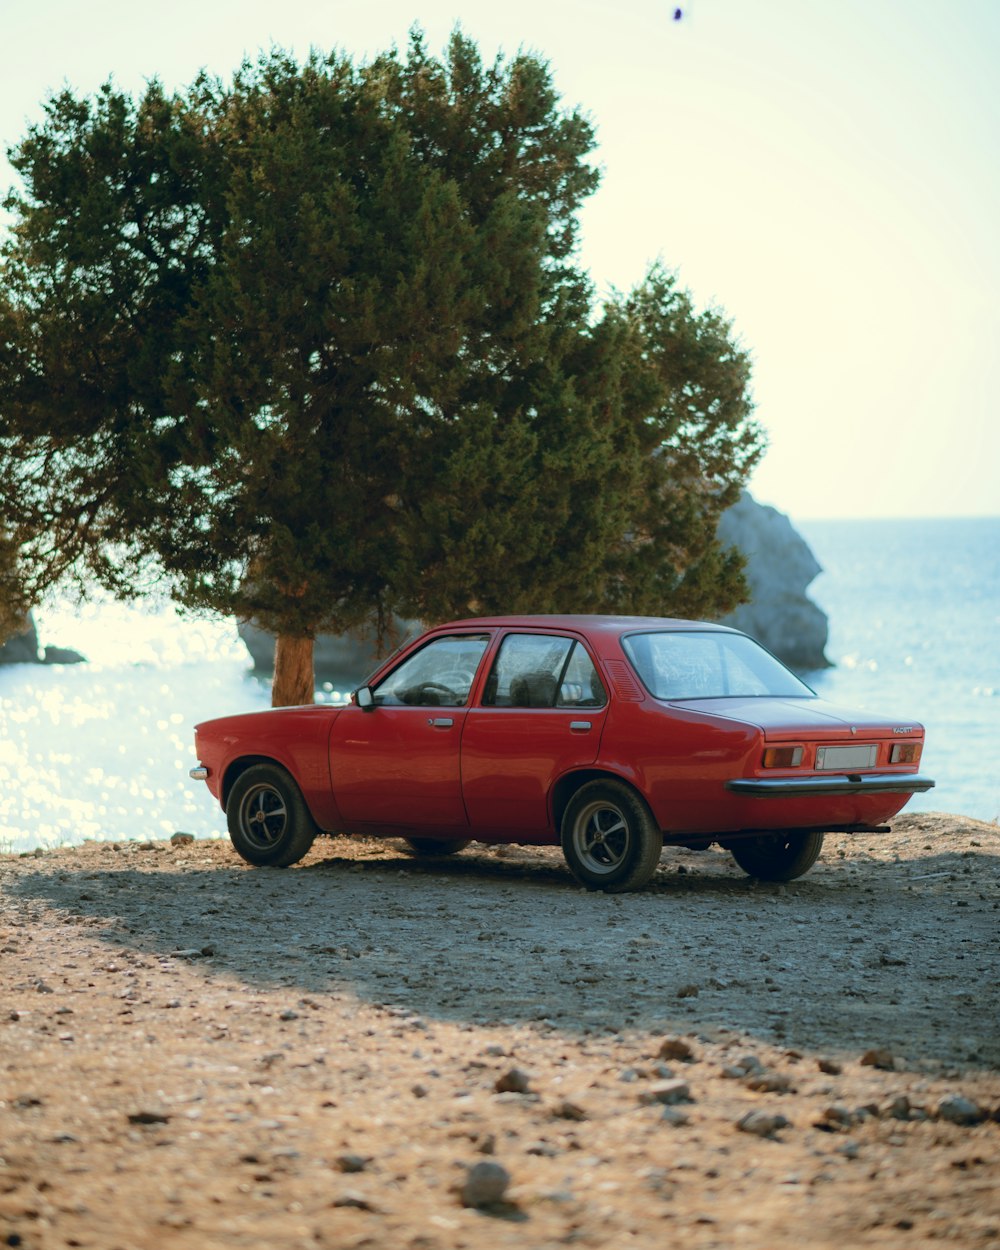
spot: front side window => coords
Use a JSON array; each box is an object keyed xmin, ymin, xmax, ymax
[
  {"xmin": 622, "ymin": 631, "xmax": 814, "ymax": 700},
  {"xmin": 373, "ymin": 635, "xmax": 489, "ymax": 707},
  {"xmin": 483, "ymin": 634, "xmax": 607, "ymax": 708}
]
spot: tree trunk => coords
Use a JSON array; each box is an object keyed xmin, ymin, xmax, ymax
[{"xmin": 272, "ymin": 634, "xmax": 315, "ymax": 707}]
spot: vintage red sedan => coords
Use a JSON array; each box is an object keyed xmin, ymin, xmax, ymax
[{"xmin": 190, "ymin": 616, "xmax": 934, "ymax": 891}]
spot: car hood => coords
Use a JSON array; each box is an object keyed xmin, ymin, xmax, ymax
[{"xmin": 669, "ymin": 696, "xmax": 923, "ymax": 741}]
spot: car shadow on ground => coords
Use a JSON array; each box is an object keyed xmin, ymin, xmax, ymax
[{"xmin": 7, "ymin": 835, "xmax": 999, "ymax": 1068}]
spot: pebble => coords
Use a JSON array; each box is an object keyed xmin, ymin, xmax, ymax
[
  {"xmin": 551, "ymin": 1099, "xmax": 588, "ymax": 1121},
  {"xmin": 637, "ymin": 1079, "xmax": 692, "ymax": 1107},
  {"xmin": 860, "ymin": 1047, "xmax": 897, "ymax": 1071},
  {"xmin": 658, "ymin": 1036, "xmax": 696, "ymax": 1062},
  {"xmin": 743, "ymin": 1071, "xmax": 793, "ymax": 1093},
  {"xmin": 460, "ymin": 1160, "xmax": 511, "ymax": 1208},
  {"xmin": 816, "ymin": 1105, "xmax": 855, "ymax": 1131},
  {"xmin": 170, "ymin": 832, "xmax": 195, "ymax": 846},
  {"xmin": 736, "ymin": 1110, "xmax": 790, "ymax": 1138},
  {"xmin": 494, "ymin": 1067, "xmax": 532, "ymax": 1094},
  {"xmin": 335, "ymin": 1154, "xmax": 369, "ymax": 1173},
  {"xmin": 882, "ymin": 1094, "xmax": 912, "ymax": 1121},
  {"xmin": 937, "ymin": 1095, "xmax": 985, "ymax": 1126},
  {"xmin": 818, "ymin": 1057, "xmax": 843, "ymax": 1075},
  {"xmin": 128, "ymin": 1110, "xmax": 170, "ymax": 1125}
]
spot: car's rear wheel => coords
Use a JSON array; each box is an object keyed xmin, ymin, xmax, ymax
[
  {"xmin": 226, "ymin": 763, "xmax": 318, "ymax": 867},
  {"xmin": 561, "ymin": 781, "xmax": 663, "ymax": 893},
  {"xmin": 402, "ymin": 837, "xmax": 471, "ymax": 857},
  {"xmin": 729, "ymin": 831, "xmax": 825, "ymax": 881}
]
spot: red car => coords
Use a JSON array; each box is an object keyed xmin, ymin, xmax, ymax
[{"xmin": 190, "ymin": 616, "xmax": 934, "ymax": 892}]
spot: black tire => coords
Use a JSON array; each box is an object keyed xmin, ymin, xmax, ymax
[
  {"xmin": 402, "ymin": 837, "xmax": 472, "ymax": 857},
  {"xmin": 561, "ymin": 780, "xmax": 663, "ymax": 893},
  {"xmin": 729, "ymin": 831, "xmax": 825, "ymax": 882},
  {"xmin": 226, "ymin": 763, "xmax": 318, "ymax": 867}
]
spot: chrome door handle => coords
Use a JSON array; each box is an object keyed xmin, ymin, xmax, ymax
[
  {"xmin": 428, "ymin": 717, "xmax": 454, "ymax": 727},
  {"xmin": 569, "ymin": 721, "xmax": 592, "ymax": 731}
]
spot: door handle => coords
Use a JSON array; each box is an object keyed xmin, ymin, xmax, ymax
[
  {"xmin": 428, "ymin": 717, "xmax": 454, "ymax": 728},
  {"xmin": 569, "ymin": 721, "xmax": 592, "ymax": 731}
]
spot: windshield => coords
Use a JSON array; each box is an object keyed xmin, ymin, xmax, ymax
[{"xmin": 621, "ymin": 631, "xmax": 815, "ymax": 700}]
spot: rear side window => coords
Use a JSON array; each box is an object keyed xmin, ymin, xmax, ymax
[{"xmin": 482, "ymin": 635, "xmax": 607, "ymax": 708}]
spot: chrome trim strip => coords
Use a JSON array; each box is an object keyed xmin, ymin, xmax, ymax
[
  {"xmin": 726, "ymin": 774, "xmax": 935, "ymax": 797},
  {"xmin": 189, "ymin": 766, "xmax": 209, "ymax": 781}
]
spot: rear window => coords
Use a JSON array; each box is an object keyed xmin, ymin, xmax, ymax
[{"xmin": 621, "ymin": 631, "xmax": 814, "ymax": 700}]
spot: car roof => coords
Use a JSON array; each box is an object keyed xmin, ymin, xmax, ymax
[{"xmin": 430, "ymin": 615, "xmax": 739, "ymax": 637}]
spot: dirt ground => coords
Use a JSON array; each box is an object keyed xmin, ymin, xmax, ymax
[{"xmin": 2, "ymin": 811, "xmax": 998, "ymax": 1250}]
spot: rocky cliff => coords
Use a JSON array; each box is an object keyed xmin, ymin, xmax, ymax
[{"xmin": 717, "ymin": 491, "xmax": 829, "ymax": 671}]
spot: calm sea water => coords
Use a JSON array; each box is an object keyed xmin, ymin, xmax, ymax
[
  {"xmin": 798, "ymin": 517, "xmax": 1000, "ymax": 823},
  {"xmin": 1, "ymin": 517, "xmax": 996, "ymax": 853}
]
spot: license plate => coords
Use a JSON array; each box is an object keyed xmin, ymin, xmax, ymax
[{"xmin": 815, "ymin": 744, "xmax": 878, "ymax": 771}]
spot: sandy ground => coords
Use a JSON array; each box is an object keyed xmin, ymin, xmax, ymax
[{"xmin": 1, "ymin": 811, "xmax": 998, "ymax": 1250}]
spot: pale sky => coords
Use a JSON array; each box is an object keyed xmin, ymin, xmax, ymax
[{"xmin": 2, "ymin": 0, "xmax": 998, "ymax": 521}]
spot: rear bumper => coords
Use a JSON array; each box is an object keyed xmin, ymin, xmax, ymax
[{"xmin": 726, "ymin": 773, "xmax": 936, "ymax": 798}]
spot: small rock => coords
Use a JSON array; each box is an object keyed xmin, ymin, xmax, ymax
[
  {"xmin": 743, "ymin": 1071, "xmax": 793, "ymax": 1094},
  {"xmin": 170, "ymin": 832, "xmax": 195, "ymax": 846},
  {"xmin": 937, "ymin": 1095, "xmax": 985, "ymax": 1126},
  {"xmin": 128, "ymin": 1110, "xmax": 170, "ymax": 1125},
  {"xmin": 494, "ymin": 1067, "xmax": 532, "ymax": 1094},
  {"xmin": 638, "ymin": 1079, "xmax": 692, "ymax": 1107},
  {"xmin": 736, "ymin": 1110, "xmax": 790, "ymax": 1139},
  {"xmin": 335, "ymin": 1154, "xmax": 369, "ymax": 1173},
  {"xmin": 817, "ymin": 1057, "xmax": 843, "ymax": 1075},
  {"xmin": 460, "ymin": 1160, "xmax": 511, "ymax": 1208},
  {"xmin": 661, "ymin": 1107, "xmax": 690, "ymax": 1127},
  {"xmin": 658, "ymin": 1036, "xmax": 696, "ymax": 1062},
  {"xmin": 815, "ymin": 1105, "xmax": 854, "ymax": 1131},
  {"xmin": 279, "ymin": 1009, "xmax": 299, "ymax": 1021},
  {"xmin": 333, "ymin": 1192, "xmax": 376, "ymax": 1211},
  {"xmin": 551, "ymin": 1100, "xmax": 587, "ymax": 1122},
  {"xmin": 836, "ymin": 1140, "xmax": 861, "ymax": 1159},
  {"xmin": 882, "ymin": 1094, "xmax": 912, "ymax": 1121},
  {"xmin": 412, "ymin": 1083, "xmax": 429, "ymax": 1098},
  {"xmin": 860, "ymin": 1047, "xmax": 897, "ymax": 1071}
]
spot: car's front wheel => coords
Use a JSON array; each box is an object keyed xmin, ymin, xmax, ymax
[
  {"xmin": 561, "ymin": 781, "xmax": 663, "ymax": 893},
  {"xmin": 226, "ymin": 763, "xmax": 318, "ymax": 867},
  {"xmin": 729, "ymin": 831, "xmax": 824, "ymax": 882}
]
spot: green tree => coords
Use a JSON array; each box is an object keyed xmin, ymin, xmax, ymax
[{"xmin": 1, "ymin": 31, "xmax": 762, "ymax": 705}]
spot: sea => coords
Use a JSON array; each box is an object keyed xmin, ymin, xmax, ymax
[{"xmin": 1, "ymin": 517, "xmax": 997, "ymax": 854}]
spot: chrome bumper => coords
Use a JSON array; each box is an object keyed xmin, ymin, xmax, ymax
[
  {"xmin": 189, "ymin": 766, "xmax": 209, "ymax": 782},
  {"xmin": 726, "ymin": 773, "xmax": 936, "ymax": 797}
]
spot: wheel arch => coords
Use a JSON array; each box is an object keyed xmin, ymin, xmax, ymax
[
  {"xmin": 222, "ymin": 755, "xmax": 288, "ymax": 811},
  {"xmin": 550, "ymin": 768, "xmax": 654, "ymax": 835}
]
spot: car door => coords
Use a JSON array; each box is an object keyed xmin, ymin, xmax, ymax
[
  {"xmin": 329, "ymin": 633, "xmax": 490, "ymax": 830},
  {"xmin": 461, "ymin": 631, "xmax": 609, "ymax": 837}
]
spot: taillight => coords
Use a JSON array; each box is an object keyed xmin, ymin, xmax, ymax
[
  {"xmin": 890, "ymin": 742, "xmax": 921, "ymax": 765},
  {"xmin": 763, "ymin": 746, "xmax": 804, "ymax": 768}
]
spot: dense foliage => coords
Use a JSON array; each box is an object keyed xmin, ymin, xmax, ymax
[{"xmin": 0, "ymin": 31, "xmax": 762, "ymax": 703}]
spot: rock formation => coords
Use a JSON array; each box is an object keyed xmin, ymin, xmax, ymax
[
  {"xmin": 717, "ymin": 491, "xmax": 829, "ymax": 671},
  {"xmin": 0, "ymin": 612, "xmax": 86, "ymax": 666}
]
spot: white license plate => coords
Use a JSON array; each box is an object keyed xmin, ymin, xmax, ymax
[{"xmin": 815, "ymin": 744, "xmax": 878, "ymax": 771}]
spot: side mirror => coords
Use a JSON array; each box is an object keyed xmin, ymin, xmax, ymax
[{"xmin": 355, "ymin": 685, "xmax": 375, "ymax": 711}]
